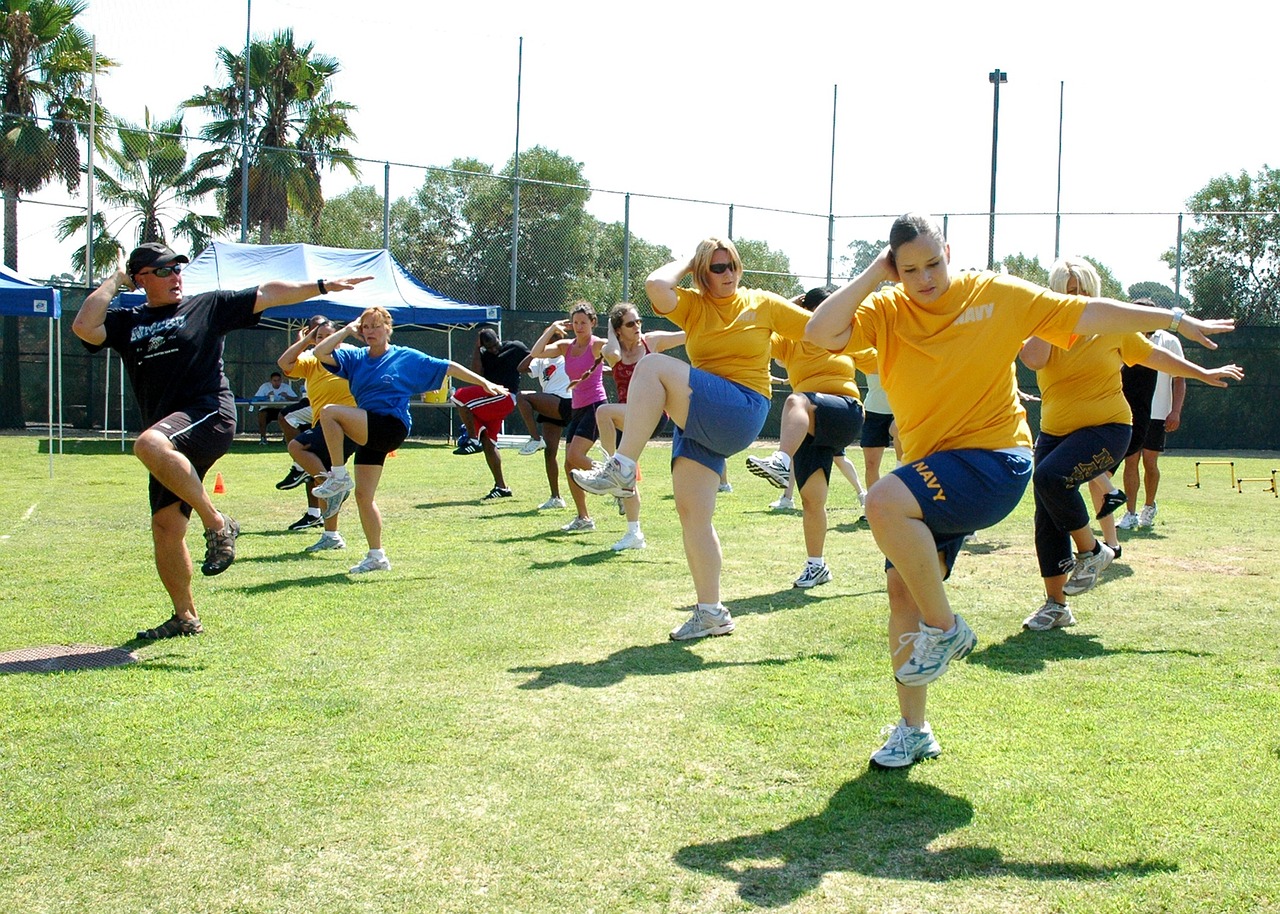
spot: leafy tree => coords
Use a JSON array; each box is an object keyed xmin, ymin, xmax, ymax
[
  {"xmin": 734, "ymin": 237, "xmax": 802, "ymax": 299},
  {"xmin": 567, "ymin": 216, "xmax": 671, "ymax": 313},
  {"xmin": 0, "ymin": 0, "xmax": 115, "ymax": 427},
  {"xmin": 276, "ymin": 183, "xmax": 385, "ymax": 249},
  {"xmin": 840, "ymin": 238, "xmax": 888, "ymax": 279},
  {"xmin": 55, "ymin": 108, "xmax": 225, "ymax": 278},
  {"xmin": 1162, "ymin": 165, "xmax": 1280, "ymax": 324},
  {"xmin": 1127, "ymin": 281, "xmax": 1190, "ymax": 309},
  {"xmin": 185, "ymin": 29, "xmax": 358, "ymax": 245},
  {"xmin": 1001, "ymin": 252, "xmax": 1049, "ymax": 286},
  {"xmin": 1084, "ymin": 256, "xmax": 1126, "ymax": 301}
]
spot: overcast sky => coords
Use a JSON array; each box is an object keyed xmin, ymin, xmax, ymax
[{"xmin": 18, "ymin": 0, "xmax": 1273, "ymax": 294}]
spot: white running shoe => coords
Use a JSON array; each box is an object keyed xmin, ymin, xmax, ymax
[
  {"xmin": 869, "ymin": 719, "xmax": 942, "ymax": 770},
  {"xmin": 611, "ymin": 530, "xmax": 647, "ymax": 551},
  {"xmin": 745, "ymin": 453, "xmax": 790, "ymax": 489},
  {"xmin": 561, "ymin": 516, "xmax": 596, "ymax": 532},
  {"xmin": 518, "ymin": 437, "xmax": 545, "ymax": 456},
  {"xmin": 718, "ymin": 482, "xmax": 733, "ymax": 494},
  {"xmin": 793, "ymin": 562, "xmax": 832, "ymax": 589},
  {"xmin": 349, "ymin": 553, "xmax": 391, "ymax": 574},
  {"xmin": 305, "ymin": 532, "xmax": 346, "ymax": 553},
  {"xmin": 571, "ymin": 457, "xmax": 637, "ymax": 498},
  {"xmin": 320, "ymin": 488, "xmax": 350, "ymax": 521},
  {"xmin": 1116, "ymin": 511, "xmax": 1141, "ymax": 530},
  {"xmin": 313, "ymin": 472, "xmax": 354, "ymax": 499},
  {"xmin": 769, "ymin": 495, "xmax": 795, "ymax": 511},
  {"xmin": 538, "ymin": 496, "xmax": 567, "ymax": 510},
  {"xmin": 1022, "ymin": 598, "xmax": 1076, "ymax": 631},
  {"xmin": 669, "ymin": 605, "xmax": 735, "ymax": 641},
  {"xmin": 1137, "ymin": 503, "xmax": 1157, "ymax": 528},
  {"xmin": 1062, "ymin": 543, "xmax": 1115, "ymax": 597},
  {"xmin": 893, "ymin": 615, "xmax": 977, "ymax": 686}
]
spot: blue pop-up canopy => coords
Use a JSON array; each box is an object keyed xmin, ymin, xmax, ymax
[
  {"xmin": 112, "ymin": 241, "xmax": 499, "ymax": 329},
  {"xmin": 0, "ymin": 265, "xmax": 64, "ymax": 474}
]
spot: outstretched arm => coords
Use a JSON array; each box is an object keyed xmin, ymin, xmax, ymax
[
  {"xmin": 1074, "ymin": 300, "xmax": 1234, "ymax": 350},
  {"xmin": 446, "ymin": 361, "xmax": 506, "ymax": 397},
  {"xmin": 1142, "ymin": 347, "xmax": 1243, "ymax": 389},
  {"xmin": 255, "ymin": 276, "xmax": 372, "ymax": 313}
]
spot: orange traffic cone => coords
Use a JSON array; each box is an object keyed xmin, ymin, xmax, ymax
[
  {"xmin": 213, "ymin": 472, "xmax": 226, "ymax": 494},
  {"xmin": 387, "ymin": 449, "xmax": 398, "ymax": 458}
]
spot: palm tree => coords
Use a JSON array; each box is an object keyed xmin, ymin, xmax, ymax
[
  {"xmin": 56, "ymin": 108, "xmax": 226, "ymax": 277},
  {"xmin": 0, "ymin": 0, "xmax": 115, "ymax": 427},
  {"xmin": 184, "ymin": 28, "xmax": 358, "ymax": 245}
]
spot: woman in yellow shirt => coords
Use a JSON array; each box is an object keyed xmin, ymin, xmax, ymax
[
  {"xmin": 806, "ymin": 214, "xmax": 1236, "ymax": 769},
  {"xmin": 1020, "ymin": 258, "xmax": 1242, "ymax": 631}
]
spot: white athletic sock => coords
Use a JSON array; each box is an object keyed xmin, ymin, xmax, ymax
[
  {"xmin": 628, "ymin": 521, "xmax": 641, "ymax": 534},
  {"xmin": 773, "ymin": 450, "xmax": 791, "ymax": 469},
  {"xmin": 305, "ymin": 507, "xmax": 321, "ymax": 518},
  {"xmin": 292, "ymin": 461, "xmax": 304, "ymax": 471},
  {"xmin": 697, "ymin": 602, "xmax": 725, "ymax": 615},
  {"xmin": 613, "ymin": 453, "xmax": 637, "ymax": 473},
  {"xmin": 368, "ymin": 548, "xmax": 386, "ymax": 560},
  {"xmin": 807, "ymin": 556, "xmax": 824, "ymax": 566}
]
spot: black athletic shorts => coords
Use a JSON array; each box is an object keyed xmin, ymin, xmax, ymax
[
  {"xmin": 1143, "ymin": 419, "xmax": 1168, "ymax": 453},
  {"xmin": 565, "ymin": 400, "xmax": 603, "ymax": 444},
  {"xmin": 793, "ymin": 394, "xmax": 864, "ymax": 489},
  {"xmin": 354, "ymin": 412, "xmax": 409, "ymax": 467},
  {"xmin": 294, "ymin": 424, "xmax": 358, "ymax": 471},
  {"xmin": 535, "ymin": 395, "xmax": 573, "ymax": 428},
  {"xmin": 147, "ymin": 408, "xmax": 236, "ymax": 516},
  {"xmin": 861, "ymin": 409, "xmax": 894, "ymax": 449}
]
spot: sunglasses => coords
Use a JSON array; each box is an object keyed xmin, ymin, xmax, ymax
[
  {"xmin": 708, "ymin": 262, "xmax": 736, "ymax": 275},
  {"xmin": 623, "ymin": 319, "xmax": 642, "ymax": 328},
  {"xmin": 138, "ymin": 264, "xmax": 184, "ymax": 278}
]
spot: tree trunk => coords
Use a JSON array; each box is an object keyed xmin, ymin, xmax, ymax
[{"xmin": 0, "ymin": 185, "xmax": 26, "ymax": 429}]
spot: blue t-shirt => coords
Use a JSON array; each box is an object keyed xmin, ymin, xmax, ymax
[{"xmin": 328, "ymin": 344, "xmax": 448, "ymax": 433}]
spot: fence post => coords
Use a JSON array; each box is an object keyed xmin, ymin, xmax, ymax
[
  {"xmin": 728, "ymin": 203, "xmax": 734, "ymax": 240},
  {"xmin": 1174, "ymin": 212, "xmax": 1184, "ymax": 302},
  {"xmin": 382, "ymin": 161, "xmax": 391, "ymax": 250},
  {"xmin": 622, "ymin": 192, "xmax": 631, "ymax": 303}
]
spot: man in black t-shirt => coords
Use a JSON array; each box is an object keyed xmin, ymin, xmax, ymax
[
  {"xmin": 73, "ymin": 242, "xmax": 371, "ymax": 640},
  {"xmin": 451, "ymin": 327, "xmax": 529, "ymax": 500}
]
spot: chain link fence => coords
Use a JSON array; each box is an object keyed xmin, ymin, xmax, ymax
[{"xmin": 2, "ymin": 115, "xmax": 1277, "ymax": 444}]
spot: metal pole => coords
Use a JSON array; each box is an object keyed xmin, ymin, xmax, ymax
[
  {"xmin": 622, "ymin": 193, "xmax": 631, "ymax": 302},
  {"xmin": 727, "ymin": 204, "xmax": 734, "ymax": 240},
  {"xmin": 239, "ymin": 0, "xmax": 252, "ymax": 242},
  {"xmin": 1174, "ymin": 213, "xmax": 1184, "ymax": 301},
  {"xmin": 383, "ymin": 161, "xmax": 391, "ymax": 249},
  {"xmin": 47, "ymin": 318, "xmax": 53, "ymax": 476},
  {"xmin": 508, "ymin": 37, "xmax": 523, "ymax": 310},
  {"xmin": 826, "ymin": 84, "xmax": 837, "ymax": 287},
  {"xmin": 85, "ymin": 35, "xmax": 96, "ymax": 281},
  {"xmin": 1054, "ymin": 80, "xmax": 1064, "ymax": 259},
  {"xmin": 987, "ymin": 68, "xmax": 1007, "ymax": 271}
]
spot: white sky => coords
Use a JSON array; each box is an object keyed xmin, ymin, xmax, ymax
[{"xmin": 15, "ymin": 0, "xmax": 1276, "ymax": 296}]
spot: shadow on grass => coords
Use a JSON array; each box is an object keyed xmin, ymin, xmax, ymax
[
  {"xmin": 511, "ymin": 643, "xmax": 837, "ymax": 690},
  {"xmin": 529, "ymin": 550, "xmax": 655, "ymax": 570},
  {"xmin": 675, "ymin": 769, "xmax": 1175, "ymax": 905},
  {"xmin": 730, "ymin": 587, "xmax": 882, "ymax": 617},
  {"xmin": 960, "ymin": 537, "xmax": 1014, "ymax": 555},
  {"xmin": 230, "ymin": 570, "xmax": 422, "ymax": 595},
  {"xmin": 0, "ymin": 638, "xmax": 205, "ymax": 676},
  {"xmin": 414, "ymin": 498, "xmax": 495, "ymax": 510},
  {"xmin": 967, "ymin": 628, "xmax": 1208, "ymax": 675}
]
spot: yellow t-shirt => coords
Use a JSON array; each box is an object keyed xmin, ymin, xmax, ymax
[
  {"xmin": 770, "ymin": 335, "xmax": 860, "ymax": 397},
  {"xmin": 1036, "ymin": 332, "xmax": 1154, "ymax": 436},
  {"xmin": 669, "ymin": 287, "xmax": 809, "ymax": 398},
  {"xmin": 291, "ymin": 350, "xmax": 357, "ymax": 411},
  {"xmin": 842, "ymin": 271, "xmax": 1087, "ymax": 460}
]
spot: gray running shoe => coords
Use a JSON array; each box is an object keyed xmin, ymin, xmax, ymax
[
  {"xmin": 1063, "ymin": 543, "xmax": 1115, "ymax": 597},
  {"xmin": 1022, "ymin": 598, "xmax": 1076, "ymax": 631},
  {"xmin": 1137, "ymin": 503, "xmax": 1157, "ymax": 527},
  {"xmin": 349, "ymin": 553, "xmax": 391, "ymax": 574},
  {"xmin": 893, "ymin": 615, "xmax": 977, "ymax": 686},
  {"xmin": 304, "ymin": 532, "xmax": 346, "ymax": 553},
  {"xmin": 560, "ymin": 516, "xmax": 596, "ymax": 532},
  {"xmin": 571, "ymin": 456, "xmax": 637, "ymax": 498},
  {"xmin": 746, "ymin": 453, "xmax": 790, "ymax": 489},
  {"xmin": 611, "ymin": 530, "xmax": 647, "ymax": 551},
  {"xmin": 669, "ymin": 604, "xmax": 735, "ymax": 641},
  {"xmin": 793, "ymin": 562, "xmax": 832, "ymax": 589},
  {"xmin": 869, "ymin": 718, "xmax": 942, "ymax": 770},
  {"xmin": 313, "ymin": 472, "xmax": 354, "ymax": 500}
]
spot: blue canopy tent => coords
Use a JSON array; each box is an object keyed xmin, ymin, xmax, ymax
[
  {"xmin": 0, "ymin": 265, "xmax": 63, "ymax": 476},
  {"xmin": 105, "ymin": 242, "xmax": 499, "ymax": 444}
]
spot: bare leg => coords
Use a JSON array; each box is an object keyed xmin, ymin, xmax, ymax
[
  {"xmin": 133, "ymin": 430, "xmax": 223, "ymax": 532},
  {"xmin": 565, "ymin": 434, "xmax": 596, "ymax": 519},
  {"xmin": 1141, "ymin": 449, "xmax": 1161, "ymax": 506},
  {"xmin": 833, "ymin": 453, "xmax": 865, "ymax": 499},
  {"xmin": 317, "ymin": 404, "xmax": 369, "ymax": 468},
  {"xmin": 151, "ymin": 502, "xmax": 197, "ymax": 622},
  {"xmin": 864, "ymin": 474, "xmax": 953, "ymax": 631},
  {"xmin": 863, "ymin": 445, "xmax": 886, "ymax": 488},
  {"xmin": 672, "ymin": 457, "xmax": 722, "ymax": 605},
  {"xmin": 542, "ymin": 424, "xmax": 563, "ymax": 498},
  {"xmin": 616, "ymin": 355, "xmax": 690, "ymax": 462},
  {"xmin": 1123, "ymin": 453, "xmax": 1142, "ymax": 514},
  {"xmin": 799, "ymin": 470, "xmax": 830, "ymax": 558},
  {"xmin": 597, "ymin": 403, "xmax": 625, "ymax": 455},
  {"xmin": 290, "ymin": 436, "xmax": 339, "ymax": 531},
  {"xmin": 480, "ymin": 435, "xmax": 506, "ymax": 488},
  {"xmin": 353, "ymin": 463, "xmax": 384, "ymax": 550},
  {"xmin": 778, "ymin": 394, "xmax": 816, "ymax": 457},
  {"xmin": 887, "ymin": 568, "xmax": 932, "ymax": 728}
]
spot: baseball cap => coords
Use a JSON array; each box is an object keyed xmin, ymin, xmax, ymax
[{"xmin": 127, "ymin": 242, "xmax": 189, "ymax": 277}]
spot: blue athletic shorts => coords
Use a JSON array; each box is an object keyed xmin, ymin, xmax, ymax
[
  {"xmin": 886, "ymin": 447, "xmax": 1033, "ymax": 577},
  {"xmin": 671, "ymin": 368, "xmax": 770, "ymax": 475},
  {"xmin": 861, "ymin": 409, "xmax": 894, "ymax": 449},
  {"xmin": 794, "ymin": 393, "xmax": 864, "ymax": 489}
]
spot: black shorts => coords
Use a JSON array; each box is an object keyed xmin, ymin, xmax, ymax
[
  {"xmin": 536, "ymin": 395, "xmax": 573, "ymax": 428},
  {"xmin": 258, "ymin": 406, "xmax": 284, "ymax": 422},
  {"xmin": 861, "ymin": 409, "xmax": 894, "ymax": 449},
  {"xmin": 148, "ymin": 408, "xmax": 236, "ymax": 516},
  {"xmin": 1143, "ymin": 419, "xmax": 1168, "ymax": 453},
  {"xmin": 294, "ymin": 424, "xmax": 358, "ymax": 471},
  {"xmin": 565, "ymin": 400, "xmax": 603, "ymax": 444},
  {"xmin": 354, "ymin": 412, "xmax": 409, "ymax": 467},
  {"xmin": 794, "ymin": 394, "xmax": 864, "ymax": 489}
]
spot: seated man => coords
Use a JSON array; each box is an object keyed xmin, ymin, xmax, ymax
[{"xmin": 251, "ymin": 371, "xmax": 297, "ymax": 443}]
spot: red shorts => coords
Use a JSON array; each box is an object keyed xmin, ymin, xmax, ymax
[{"xmin": 452, "ymin": 386, "xmax": 516, "ymax": 441}]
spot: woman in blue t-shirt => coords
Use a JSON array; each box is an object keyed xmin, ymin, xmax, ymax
[{"xmin": 311, "ymin": 306, "xmax": 506, "ymax": 574}]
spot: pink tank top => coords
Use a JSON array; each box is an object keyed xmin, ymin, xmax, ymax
[{"xmin": 564, "ymin": 339, "xmax": 606, "ymax": 409}]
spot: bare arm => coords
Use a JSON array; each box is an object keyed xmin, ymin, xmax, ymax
[
  {"xmin": 1073, "ymin": 299, "xmax": 1234, "ymax": 350},
  {"xmin": 805, "ymin": 249, "xmax": 896, "ymax": 350},
  {"xmin": 446, "ymin": 361, "xmax": 506, "ymax": 397},
  {"xmin": 1140, "ymin": 346, "xmax": 1242, "ymax": 388},
  {"xmin": 602, "ymin": 321, "xmax": 622, "ymax": 366},
  {"xmin": 645, "ymin": 255, "xmax": 693, "ymax": 315},
  {"xmin": 278, "ymin": 325, "xmax": 321, "ymax": 374},
  {"xmin": 531, "ymin": 320, "xmax": 572, "ymax": 358},
  {"xmin": 1018, "ymin": 337, "xmax": 1053, "ymax": 371},
  {"xmin": 312, "ymin": 320, "xmax": 360, "ymax": 366},
  {"xmin": 72, "ymin": 265, "xmax": 132, "ymax": 347},
  {"xmin": 643, "ymin": 329, "xmax": 687, "ymax": 354},
  {"xmin": 1167, "ymin": 376, "xmax": 1187, "ymax": 432},
  {"xmin": 254, "ymin": 276, "xmax": 372, "ymax": 313}
]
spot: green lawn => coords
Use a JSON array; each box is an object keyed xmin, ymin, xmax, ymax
[{"xmin": 2, "ymin": 437, "xmax": 1277, "ymax": 913}]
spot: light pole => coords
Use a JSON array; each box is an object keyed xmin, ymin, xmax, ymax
[
  {"xmin": 988, "ymin": 68, "xmax": 1007, "ymax": 271},
  {"xmin": 240, "ymin": 0, "xmax": 252, "ymax": 243}
]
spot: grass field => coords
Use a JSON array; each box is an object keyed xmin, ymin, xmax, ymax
[{"xmin": 2, "ymin": 436, "xmax": 1278, "ymax": 914}]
